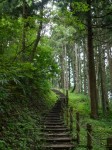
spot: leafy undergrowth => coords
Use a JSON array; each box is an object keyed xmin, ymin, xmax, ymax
[
  {"xmin": 0, "ymin": 91, "xmax": 57, "ymax": 150},
  {"xmin": 68, "ymin": 92, "xmax": 112, "ymax": 150}
]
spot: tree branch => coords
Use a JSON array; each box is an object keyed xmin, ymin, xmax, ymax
[
  {"xmin": 30, "ymin": 1, "xmax": 43, "ymax": 61},
  {"xmin": 93, "ymin": 11, "xmax": 112, "ymax": 18}
]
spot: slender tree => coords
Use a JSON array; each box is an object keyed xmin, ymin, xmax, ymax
[{"xmin": 87, "ymin": 0, "xmax": 98, "ymax": 118}]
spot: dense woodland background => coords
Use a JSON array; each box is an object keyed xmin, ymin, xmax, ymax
[{"xmin": 0, "ymin": 0, "xmax": 112, "ymax": 149}]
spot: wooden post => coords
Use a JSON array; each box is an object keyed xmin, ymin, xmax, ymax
[
  {"xmin": 66, "ymin": 90, "xmax": 68, "ymax": 107},
  {"xmin": 87, "ymin": 124, "xmax": 92, "ymax": 150},
  {"xmin": 76, "ymin": 112, "xmax": 80, "ymax": 144},
  {"xmin": 107, "ymin": 137, "xmax": 112, "ymax": 150},
  {"xmin": 66, "ymin": 90, "xmax": 69, "ymax": 125},
  {"xmin": 69, "ymin": 107, "xmax": 73, "ymax": 133},
  {"xmin": 64, "ymin": 97, "xmax": 66, "ymax": 107},
  {"xmin": 66, "ymin": 107, "xmax": 69, "ymax": 126}
]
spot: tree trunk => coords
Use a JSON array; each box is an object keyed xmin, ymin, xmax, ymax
[
  {"xmin": 30, "ymin": 1, "xmax": 43, "ymax": 61},
  {"xmin": 87, "ymin": 0, "xmax": 98, "ymax": 118},
  {"xmin": 64, "ymin": 45, "xmax": 68, "ymax": 90},
  {"xmin": 79, "ymin": 49, "xmax": 81, "ymax": 92},
  {"xmin": 75, "ymin": 43, "xmax": 80, "ymax": 93},
  {"xmin": 22, "ymin": 0, "xmax": 26, "ymax": 61},
  {"xmin": 107, "ymin": 48, "xmax": 112, "ymax": 92},
  {"xmin": 59, "ymin": 50, "xmax": 65, "ymax": 89},
  {"xmin": 83, "ymin": 39, "xmax": 88, "ymax": 94},
  {"xmin": 70, "ymin": 46, "xmax": 76, "ymax": 92},
  {"xmin": 99, "ymin": 48, "xmax": 109, "ymax": 114},
  {"xmin": 68, "ymin": 54, "xmax": 71, "ymax": 89}
]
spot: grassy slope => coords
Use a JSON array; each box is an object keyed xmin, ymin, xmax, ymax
[
  {"xmin": 68, "ymin": 92, "xmax": 112, "ymax": 150},
  {"xmin": 0, "ymin": 91, "xmax": 57, "ymax": 150}
]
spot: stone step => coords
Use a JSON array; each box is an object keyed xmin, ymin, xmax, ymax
[
  {"xmin": 46, "ymin": 112, "xmax": 60, "ymax": 114},
  {"xmin": 44, "ymin": 120, "xmax": 63, "ymax": 123},
  {"xmin": 44, "ymin": 125, "xmax": 66, "ymax": 128},
  {"xmin": 45, "ymin": 117, "xmax": 61, "ymax": 119},
  {"xmin": 42, "ymin": 128, "xmax": 69, "ymax": 132},
  {"xmin": 45, "ymin": 137, "xmax": 73, "ymax": 142},
  {"xmin": 42, "ymin": 120, "xmax": 64, "ymax": 124},
  {"xmin": 50, "ymin": 110, "xmax": 61, "ymax": 113},
  {"xmin": 40, "ymin": 132, "xmax": 70, "ymax": 137},
  {"xmin": 51, "ymin": 108, "xmax": 61, "ymax": 110},
  {"xmin": 46, "ymin": 114, "xmax": 60, "ymax": 117},
  {"xmin": 45, "ymin": 117, "xmax": 61, "ymax": 120},
  {"xmin": 45, "ymin": 115, "xmax": 60, "ymax": 117},
  {"xmin": 44, "ymin": 122, "xmax": 64, "ymax": 125},
  {"xmin": 40, "ymin": 137, "xmax": 74, "ymax": 144},
  {"xmin": 43, "ymin": 143, "xmax": 74, "ymax": 149}
]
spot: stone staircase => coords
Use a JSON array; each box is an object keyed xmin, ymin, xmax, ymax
[{"xmin": 41, "ymin": 90, "xmax": 75, "ymax": 150}]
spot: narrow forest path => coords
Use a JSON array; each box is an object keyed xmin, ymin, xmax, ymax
[{"xmin": 41, "ymin": 89, "xmax": 75, "ymax": 150}]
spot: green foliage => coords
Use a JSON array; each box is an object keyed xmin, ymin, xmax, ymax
[
  {"xmin": 2, "ymin": 0, "xmax": 112, "ymax": 149},
  {"xmin": 33, "ymin": 44, "xmax": 59, "ymax": 79},
  {"xmin": 47, "ymin": 91, "xmax": 57, "ymax": 107},
  {"xmin": 0, "ymin": 33, "xmax": 58, "ymax": 148},
  {"xmin": 69, "ymin": 92, "xmax": 112, "ymax": 150},
  {"xmin": 0, "ymin": 105, "xmax": 42, "ymax": 150},
  {"xmin": 69, "ymin": 92, "xmax": 90, "ymax": 114},
  {"xmin": 53, "ymin": 0, "xmax": 88, "ymax": 31},
  {"xmin": 71, "ymin": 2, "xmax": 89, "ymax": 12},
  {"xmin": 0, "ymin": 88, "xmax": 57, "ymax": 149}
]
